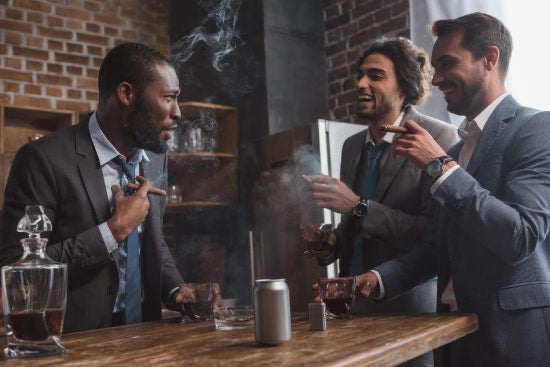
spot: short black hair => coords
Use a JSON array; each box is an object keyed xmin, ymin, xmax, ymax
[
  {"xmin": 98, "ymin": 42, "xmax": 172, "ymax": 103},
  {"xmin": 431, "ymin": 12, "xmax": 513, "ymax": 78},
  {"xmin": 357, "ymin": 37, "xmax": 432, "ymax": 108}
]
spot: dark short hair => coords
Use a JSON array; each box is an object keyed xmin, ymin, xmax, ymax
[
  {"xmin": 98, "ymin": 42, "xmax": 172, "ymax": 102},
  {"xmin": 431, "ymin": 12, "xmax": 513, "ymax": 77},
  {"xmin": 357, "ymin": 37, "xmax": 432, "ymax": 108}
]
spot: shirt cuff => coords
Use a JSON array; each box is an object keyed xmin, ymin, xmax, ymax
[
  {"xmin": 370, "ymin": 270, "xmax": 385, "ymax": 300},
  {"xmin": 430, "ymin": 164, "xmax": 460, "ymax": 194},
  {"xmin": 99, "ymin": 221, "xmax": 119, "ymax": 254}
]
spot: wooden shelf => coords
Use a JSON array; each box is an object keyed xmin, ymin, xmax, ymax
[{"xmin": 168, "ymin": 152, "xmax": 237, "ymax": 159}]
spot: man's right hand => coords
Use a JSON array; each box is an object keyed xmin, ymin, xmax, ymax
[
  {"xmin": 300, "ymin": 223, "xmax": 336, "ymax": 256},
  {"xmin": 107, "ymin": 176, "xmax": 151, "ymax": 242}
]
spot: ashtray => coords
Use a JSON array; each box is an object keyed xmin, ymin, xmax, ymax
[{"xmin": 213, "ymin": 305, "xmax": 254, "ymax": 330}]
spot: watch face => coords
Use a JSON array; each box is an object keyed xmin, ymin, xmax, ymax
[
  {"xmin": 426, "ymin": 159, "xmax": 442, "ymax": 179},
  {"xmin": 353, "ymin": 201, "xmax": 368, "ymax": 217}
]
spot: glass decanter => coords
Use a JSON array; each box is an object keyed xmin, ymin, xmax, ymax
[{"xmin": 1, "ymin": 205, "xmax": 68, "ymax": 358}]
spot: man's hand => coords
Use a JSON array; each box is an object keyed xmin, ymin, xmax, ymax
[
  {"xmin": 300, "ymin": 223, "xmax": 336, "ymax": 256},
  {"xmin": 393, "ymin": 120, "xmax": 447, "ymax": 170},
  {"xmin": 107, "ymin": 176, "xmax": 151, "ymax": 242},
  {"xmin": 305, "ymin": 174, "xmax": 360, "ymax": 215},
  {"xmin": 355, "ymin": 271, "xmax": 380, "ymax": 299}
]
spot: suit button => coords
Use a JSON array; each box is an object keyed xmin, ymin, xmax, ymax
[{"xmin": 107, "ymin": 285, "xmax": 117, "ymax": 295}]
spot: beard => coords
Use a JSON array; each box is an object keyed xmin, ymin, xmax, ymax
[
  {"xmin": 356, "ymin": 97, "xmax": 396, "ymax": 122},
  {"xmin": 446, "ymin": 71, "xmax": 484, "ymax": 116},
  {"xmin": 126, "ymin": 94, "xmax": 168, "ymax": 153}
]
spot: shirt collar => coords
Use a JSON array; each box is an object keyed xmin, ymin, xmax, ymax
[
  {"xmin": 89, "ymin": 111, "xmax": 149, "ymax": 165},
  {"xmin": 457, "ymin": 93, "xmax": 509, "ymax": 138},
  {"xmin": 366, "ymin": 111, "xmax": 404, "ymax": 146}
]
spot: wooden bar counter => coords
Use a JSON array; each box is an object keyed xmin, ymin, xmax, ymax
[{"xmin": 2, "ymin": 313, "xmax": 478, "ymax": 366}]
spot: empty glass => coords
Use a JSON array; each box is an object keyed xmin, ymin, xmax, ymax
[
  {"xmin": 318, "ymin": 277, "xmax": 356, "ymax": 319},
  {"xmin": 180, "ymin": 282, "xmax": 221, "ymax": 322},
  {"xmin": 213, "ymin": 305, "xmax": 254, "ymax": 330}
]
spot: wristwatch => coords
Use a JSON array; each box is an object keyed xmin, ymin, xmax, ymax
[
  {"xmin": 426, "ymin": 155, "xmax": 455, "ymax": 180},
  {"xmin": 352, "ymin": 197, "xmax": 369, "ymax": 219}
]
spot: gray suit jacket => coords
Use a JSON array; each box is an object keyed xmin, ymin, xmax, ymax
[
  {"xmin": 318, "ymin": 107, "xmax": 457, "ymax": 314},
  {"xmin": 0, "ymin": 116, "xmax": 183, "ymax": 333},
  {"xmin": 376, "ymin": 96, "xmax": 550, "ymax": 366}
]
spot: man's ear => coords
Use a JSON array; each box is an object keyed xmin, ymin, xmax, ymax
[
  {"xmin": 116, "ymin": 82, "xmax": 135, "ymax": 107},
  {"xmin": 483, "ymin": 45, "xmax": 500, "ymax": 71}
]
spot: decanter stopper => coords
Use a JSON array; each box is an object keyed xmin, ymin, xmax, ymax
[{"xmin": 16, "ymin": 205, "xmax": 52, "ymax": 239}]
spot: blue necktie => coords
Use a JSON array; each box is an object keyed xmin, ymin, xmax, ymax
[
  {"xmin": 116, "ymin": 157, "xmax": 142, "ymax": 324},
  {"xmin": 349, "ymin": 142, "xmax": 388, "ymax": 275}
]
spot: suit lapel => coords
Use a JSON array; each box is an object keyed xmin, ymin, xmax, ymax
[
  {"xmin": 466, "ymin": 95, "xmax": 519, "ymax": 176},
  {"xmin": 343, "ymin": 131, "xmax": 367, "ymax": 189},
  {"xmin": 75, "ymin": 118, "xmax": 111, "ymax": 223}
]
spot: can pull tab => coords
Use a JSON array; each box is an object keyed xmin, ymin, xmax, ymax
[{"xmin": 309, "ymin": 302, "xmax": 327, "ymax": 331}]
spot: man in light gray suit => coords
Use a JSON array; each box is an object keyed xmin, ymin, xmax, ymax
[
  {"xmin": 0, "ymin": 43, "xmax": 188, "ymax": 332},
  {"xmin": 356, "ymin": 13, "xmax": 550, "ymax": 366},
  {"xmin": 302, "ymin": 38, "xmax": 457, "ymax": 367}
]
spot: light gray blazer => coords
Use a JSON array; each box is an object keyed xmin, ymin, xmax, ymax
[{"xmin": 376, "ymin": 96, "xmax": 550, "ymax": 366}]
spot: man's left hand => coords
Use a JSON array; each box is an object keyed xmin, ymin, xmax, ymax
[
  {"xmin": 393, "ymin": 119, "xmax": 447, "ymax": 170},
  {"xmin": 305, "ymin": 174, "xmax": 359, "ymax": 215}
]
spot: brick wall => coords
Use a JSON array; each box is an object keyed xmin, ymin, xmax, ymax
[
  {"xmin": 0, "ymin": 0, "xmax": 170, "ymax": 113},
  {"xmin": 324, "ymin": 0, "xmax": 409, "ymax": 123}
]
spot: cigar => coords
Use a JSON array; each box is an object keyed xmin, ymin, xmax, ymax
[
  {"xmin": 378, "ymin": 125, "xmax": 409, "ymax": 134},
  {"xmin": 127, "ymin": 182, "xmax": 167, "ymax": 196}
]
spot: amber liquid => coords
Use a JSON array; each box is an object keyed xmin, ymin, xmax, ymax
[
  {"xmin": 324, "ymin": 297, "xmax": 352, "ymax": 316},
  {"xmin": 8, "ymin": 309, "xmax": 63, "ymax": 341}
]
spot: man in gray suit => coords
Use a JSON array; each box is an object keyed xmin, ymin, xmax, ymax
[
  {"xmin": 356, "ymin": 13, "xmax": 550, "ymax": 366},
  {"xmin": 0, "ymin": 43, "xmax": 187, "ymax": 332},
  {"xmin": 302, "ymin": 37, "xmax": 457, "ymax": 353}
]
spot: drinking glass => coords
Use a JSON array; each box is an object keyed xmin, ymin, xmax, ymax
[
  {"xmin": 180, "ymin": 282, "xmax": 221, "ymax": 322},
  {"xmin": 318, "ymin": 277, "xmax": 356, "ymax": 319}
]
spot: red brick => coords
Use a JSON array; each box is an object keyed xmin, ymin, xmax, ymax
[
  {"xmin": 66, "ymin": 65, "xmax": 83, "ymax": 75},
  {"xmin": 13, "ymin": 0, "xmax": 51, "ymax": 12},
  {"xmin": 94, "ymin": 14, "xmax": 126, "ymax": 26},
  {"xmin": 380, "ymin": 16, "xmax": 406, "ymax": 34},
  {"xmin": 4, "ymin": 82, "xmax": 20, "ymax": 93},
  {"xmin": 13, "ymin": 46, "xmax": 49, "ymax": 60},
  {"xmin": 86, "ymin": 90, "xmax": 99, "ymax": 101},
  {"xmin": 104, "ymin": 26, "xmax": 118, "ymax": 37},
  {"xmin": 374, "ymin": 7, "xmax": 391, "ymax": 23},
  {"xmin": 48, "ymin": 40, "xmax": 63, "ymax": 51},
  {"xmin": 27, "ymin": 36, "xmax": 44, "ymax": 48},
  {"xmin": 38, "ymin": 26, "xmax": 73, "ymax": 40},
  {"xmin": 92, "ymin": 57, "xmax": 102, "ymax": 67},
  {"xmin": 76, "ymin": 78, "xmax": 97, "ymax": 89},
  {"xmin": 76, "ymin": 33, "xmax": 109, "ymax": 46},
  {"xmin": 55, "ymin": 6, "xmax": 91, "ymax": 21},
  {"xmin": 122, "ymin": 30, "xmax": 137, "ymax": 40},
  {"xmin": 333, "ymin": 105, "xmax": 347, "ymax": 119},
  {"xmin": 14, "ymin": 95, "xmax": 52, "ymax": 109},
  {"xmin": 325, "ymin": 4, "xmax": 340, "ymax": 19},
  {"xmin": 392, "ymin": 0, "xmax": 408, "ymax": 16},
  {"xmin": 349, "ymin": 27, "xmax": 379, "ymax": 48},
  {"xmin": 87, "ymin": 45, "xmax": 103, "ymax": 56},
  {"xmin": 326, "ymin": 41, "xmax": 346, "ymax": 56},
  {"xmin": 0, "ymin": 94, "xmax": 11, "ymax": 105},
  {"xmin": 0, "ymin": 19, "xmax": 33, "ymax": 33},
  {"xmin": 329, "ymin": 82, "xmax": 342, "ymax": 94},
  {"xmin": 352, "ymin": 1, "xmax": 382, "ymax": 19},
  {"xmin": 115, "ymin": 0, "xmax": 140, "ymax": 7},
  {"xmin": 358, "ymin": 14, "xmax": 375, "ymax": 29},
  {"xmin": 46, "ymin": 86, "xmax": 63, "ymax": 97},
  {"xmin": 5, "ymin": 32, "xmax": 24, "ymax": 46},
  {"xmin": 47, "ymin": 63, "xmax": 62, "ymax": 73},
  {"xmin": 4, "ymin": 57, "xmax": 22, "ymax": 69},
  {"xmin": 86, "ymin": 67, "xmax": 99, "ymax": 78},
  {"xmin": 0, "ymin": 44, "xmax": 7, "ymax": 55},
  {"xmin": 84, "ymin": 1, "xmax": 101, "ymax": 11},
  {"xmin": 66, "ymin": 19, "xmax": 84, "ymax": 31},
  {"xmin": 120, "ymin": 8, "xmax": 135, "ymax": 18},
  {"xmin": 6, "ymin": 8, "xmax": 24, "ymax": 20},
  {"xmin": 328, "ymin": 66, "xmax": 348, "ymax": 82},
  {"xmin": 56, "ymin": 100, "xmax": 90, "ymax": 111},
  {"xmin": 67, "ymin": 89, "xmax": 82, "ymax": 99},
  {"xmin": 47, "ymin": 16, "xmax": 63, "ymax": 27},
  {"xmin": 66, "ymin": 0, "xmax": 84, "ymax": 6},
  {"xmin": 36, "ymin": 73, "xmax": 73, "ymax": 86},
  {"xmin": 67, "ymin": 43, "xmax": 83, "ymax": 53},
  {"xmin": 330, "ymin": 53, "xmax": 346, "ymax": 68},
  {"xmin": 337, "ymin": 90, "xmax": 357, "ymax": 105},
  {"xmin": 86, "ymin": 22, "xmax": 100, "ymax": 33},
  {"xmin": 24, "ymin": 84, "xmax": 41, "ymax": 95},
  {"xmin": 27, "ymin": 11, "xmax": 43, "ymax": 24},
  {"xmin": 342, "ymin": 76, "xmax": 356, "ymax": 91},
  {"xmin": 55, "ymin": 52, "xmax": 90, "ymax": 65},
  {"xmin": 27, "ymin": 60, "xmax": 43, "ymax": 71}
]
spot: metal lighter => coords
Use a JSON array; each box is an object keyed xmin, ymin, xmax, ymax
[{"xmin": 309, "ymin": 302, "xmax": 327, "ymax": 331}]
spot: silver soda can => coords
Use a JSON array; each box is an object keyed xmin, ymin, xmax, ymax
[{"xmin": 254, "ymin": 279, "xmax": 291, "ymax": 344}]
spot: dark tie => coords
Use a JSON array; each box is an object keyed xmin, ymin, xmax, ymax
[
  {"xmin": 115, "ymin": 157, "xmax": 142, "ymax": 324},
  {"xmin": 349, "ymin": 142, "xmax": 388, "ymax": 275}
]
